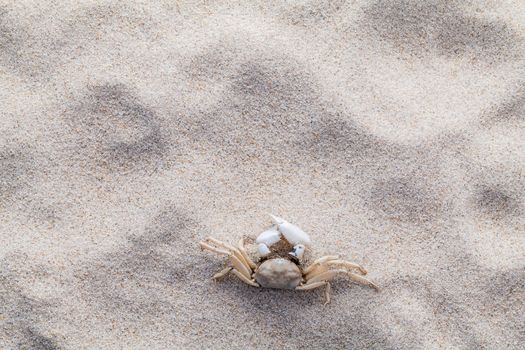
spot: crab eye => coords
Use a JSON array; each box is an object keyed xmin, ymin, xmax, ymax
[{"xmin": 289, "ymin": 244, "xmax": 305, "ymax": 259}]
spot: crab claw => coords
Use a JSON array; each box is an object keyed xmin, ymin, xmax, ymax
[
  {"xmin": 269, "ymin": 214, "xmax": 311, "ymax": 246},
  {"xmin": 257, "ymin": 243, "xmax": 271, "ymax": 257},
  {"xmin": 256, "ymin": 228, "xmax": 282, "ymax": 246}
]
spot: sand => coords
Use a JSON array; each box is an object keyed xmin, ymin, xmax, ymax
[{"xmin": 1, "ymin": 0, "xmax": 524, "ymax": 349}]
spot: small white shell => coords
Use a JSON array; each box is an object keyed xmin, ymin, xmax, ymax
[
  {"xmin": 255, "ymin": 229, "xmax": 281, "ymax": 246},
  {"xmin": 269, "ymin": 214, "xmax": 311, "ymax": 246},
  {"xmin": 257, "ymin": 243, "xmax": 271, "ymax": 257}
]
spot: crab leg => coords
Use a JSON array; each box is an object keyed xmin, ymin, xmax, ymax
[
  {"xmin": 204, "ymin": 237, "xmax": 252, "ymax": 271},
  {"xmin": 229, "ymin": 255, "xmax": 253, "ymax": 280},
  {"xmin": 200, "ymin": 239, "xmax": 253, "ymax": 280},
  {"xmin": 199, "ymin": 241, "xmax": 231, "ymax": 256},
  {"xmin": 305, "ymin": 265, "xmax": 327, "ymax": 281},
  {"xmin": 296, "ymin": 281, "xmax": 331, "ymax": 304},
  {"xmin": 213, "ymin": 267, "xmax": 233, "ymax": 280},
  {"xmin": 303, "ymin": 255, "xmax": 340, "ymax": 274},
  {"xmin": 306, "ymin": 269, "xmax": 344, "ymax": 284},
  {"xmin": 231, "ymin": 269, "xmax": 260, "ymax": 287},
  {"xmin": 306, "ymin": 269, "xmax": 378, "ymax": 290},
  {"xmin": 238, "ymin": 238, "xmax": 257, "ymax": 270},
  {"xmin": 306, "ymin": 260, "xmax": 367, "ymax": 280},
  {"xmin": 345, "ymin": 272, "xmax": 379, "ymax": 290},
  {"xmin": 205, "ymin": 237, "xmax": 239, "ymax": 254},
  {"xmin": 326, "ymin": 260, "xmax": 367, "ymax": 275}
]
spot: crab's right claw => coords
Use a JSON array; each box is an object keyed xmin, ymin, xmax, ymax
[
  {"xmin": 269, "ymin": 214, "xmax": 285, "ymax": 225},
  {"xmin": 269, "ymin": 214, "xmax": 312, "ymax": 246}
]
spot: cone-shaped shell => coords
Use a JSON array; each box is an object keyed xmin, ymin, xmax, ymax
[{"xmin": 269, "ymin": 214, "xmax": 311, "ymax": 246}]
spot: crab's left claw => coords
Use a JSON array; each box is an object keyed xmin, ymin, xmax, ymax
[
  {"xmin": 257, "ymin": 243, "xmax": 271, "ymax": 257},
  {"xmin": 269, "ymin": 214, "xmax": 312, "ymax": 246},
  {"xmin": 256, "ymin": 228, "xmax": 281, "ymax": 246}
]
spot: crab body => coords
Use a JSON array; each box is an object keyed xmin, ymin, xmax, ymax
[
  {"xmin": 255, "ymin": 258, "xmax": 302, "ymax": 289},
  {"xmin": 199, "ymin": 214, "xmax": 378, "ymax": 304}
]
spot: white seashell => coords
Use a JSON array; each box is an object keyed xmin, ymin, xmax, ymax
[
  {"xmin": 289, "ymin": 244, "xmax": 305, "ymax": 259},
  {"xmin": 255, "ymin": 229, "xmax": 281, "ymax": 246},
  {"xmin": 258, "ymin": 243, "xmax": 271, "ymax": 257},
  {"xmin": 269, "ymin": 214, "xmax": 311, "ymax": 246}
]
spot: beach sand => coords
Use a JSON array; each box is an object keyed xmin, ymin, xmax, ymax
[{"xmin": 1, "ymin": 1, "xmax": 524, "ymax": 349}]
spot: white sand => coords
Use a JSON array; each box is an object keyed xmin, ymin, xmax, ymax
[{"xmin": 1, "ymin": 0, "xmax": 524, "ymax": 349}]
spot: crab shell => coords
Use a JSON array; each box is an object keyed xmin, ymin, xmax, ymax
[{"xmin": 254, "ymin": 258, "xmax": 302, "ymax": 289}]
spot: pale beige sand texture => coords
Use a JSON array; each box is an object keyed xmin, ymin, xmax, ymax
[{"xmin": 1, "ymin": 0, "xmax": 524, "ymax": 349}]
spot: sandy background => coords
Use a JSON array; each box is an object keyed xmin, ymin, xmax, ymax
[{"xmin": 1, "ymin": 0, "xmax": 524, "ymax": 349}]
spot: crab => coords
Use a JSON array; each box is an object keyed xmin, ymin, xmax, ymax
[{"xmin": 199, "ymin": 214, "xmax": 378, "ymax": 304}]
